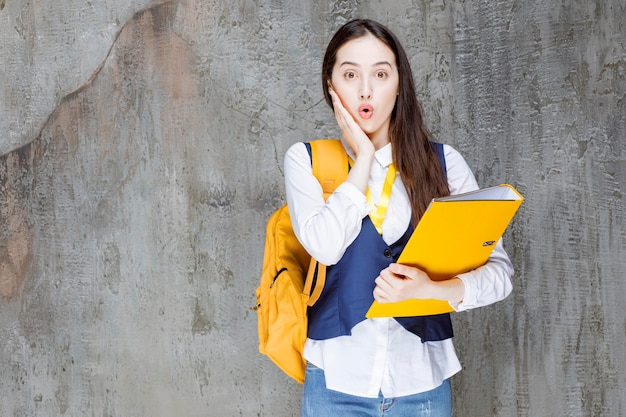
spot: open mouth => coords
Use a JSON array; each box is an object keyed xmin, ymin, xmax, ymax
[{"xmin": 358, "ymin": 104, "xmax": 374, "ymax": 119}]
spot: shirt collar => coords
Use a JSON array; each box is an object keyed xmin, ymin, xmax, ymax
[
  {"xmin": 343, "ymin": 141, "xmax": 393, "ymax": 168},
  {"xmin": 374, "ymin": 142, "xmax": 393, "ymax": 168}
]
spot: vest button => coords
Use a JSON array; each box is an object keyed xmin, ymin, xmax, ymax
[{"xmin": 383, "ymin": 248, "xmax": 392, "ymax": 258}]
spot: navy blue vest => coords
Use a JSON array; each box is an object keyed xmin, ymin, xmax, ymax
[{"xmin": 306, "ymin": 142, "xmax": 453, "ymax": 342}]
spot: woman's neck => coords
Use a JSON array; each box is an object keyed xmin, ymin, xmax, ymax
[{"xmin": 369, "ymin": 132, "xmax": 391, "ymax": 151}]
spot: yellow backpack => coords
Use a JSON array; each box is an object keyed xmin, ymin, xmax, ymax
[{"xmin": 255, "ymin": 139, "xmax": 349, "ymax": 383}]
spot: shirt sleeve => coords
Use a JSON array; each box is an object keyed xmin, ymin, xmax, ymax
[
  {"xmin": 442, "ymin": 144, "xmax": 515, "ymax": 311},
  {"xmin": 284, "ymin": 142, "xmax": 371, "ymax": 266}
]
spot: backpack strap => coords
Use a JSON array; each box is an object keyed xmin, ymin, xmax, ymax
[
  {"xmin": 309, "ymin": 139, "xmax": 349, "ymax": 199},
  {"xmin": 302, "ymin": 139, "xmax": 349, "ymax": 307}
]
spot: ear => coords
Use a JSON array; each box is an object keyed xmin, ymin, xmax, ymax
[{"xmin": 327, "ymin": 80, "xmax": 336, "ymax": 96}]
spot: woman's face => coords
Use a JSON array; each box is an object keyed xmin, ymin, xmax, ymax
[{"xmin": 330, "ymin": 34, "xmax": 399, "ymax": 148}]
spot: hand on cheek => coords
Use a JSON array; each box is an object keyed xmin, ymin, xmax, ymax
[{"xmin": 328, "ymin": 86, "xmax": 374, "ymax": 157}]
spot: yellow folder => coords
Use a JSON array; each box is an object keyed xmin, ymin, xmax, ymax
[{"xmin": 365, "ymin": 184, "xmax": 524, "ymax": 318}]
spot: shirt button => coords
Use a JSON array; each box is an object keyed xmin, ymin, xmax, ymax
[{"xmin": 383, "ymin": 249, "xmax": 392, "ymax": 258}]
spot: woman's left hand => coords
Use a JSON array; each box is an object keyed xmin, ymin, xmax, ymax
[
  {"xmin": 374, "ymin": 263, "xmax": 465, "ymax": 304},
  {"xmin": 373, "ymin": 263, "xmax": 434, "ymax": 303}
]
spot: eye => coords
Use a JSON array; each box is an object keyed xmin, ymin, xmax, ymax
[
  {"xmin": 344, "ymin": 71, "xmax": 357, "ymax": 79},
  {"xmin": 375, "ymin": 71, "xmax": 387, "ymax": 79}
]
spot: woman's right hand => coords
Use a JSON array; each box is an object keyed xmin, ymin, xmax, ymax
[
  {"xmin": 327, "ymin": 85, "xmax": 375, "ymax": 194},
  {"xmin": 328, "ymin": 86, "xmax": 375, "ymax": 159}
]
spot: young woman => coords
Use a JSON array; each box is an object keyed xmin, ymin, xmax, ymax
[{"xmin": 284, "ymin": 19, "xmax": 513, "ymax": 416}]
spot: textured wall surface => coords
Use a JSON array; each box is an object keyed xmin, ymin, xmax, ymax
[{"xmin": 1, "ymin": 0, "xmax": 624, "ymax": 416}]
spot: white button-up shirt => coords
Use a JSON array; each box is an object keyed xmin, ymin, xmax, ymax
[{"xmin": 284, "ymin": 141, "xmax": 514, "ymax": 398}]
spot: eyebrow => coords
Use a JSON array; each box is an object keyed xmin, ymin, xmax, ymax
[{"xmin": 339, "ymin": 60, "xmax": 393, "ymax": 68}]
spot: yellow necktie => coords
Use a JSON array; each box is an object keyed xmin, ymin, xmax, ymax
[{"xmin": 366, "ymin": 164, "xmax": 396, "ymax": 235}]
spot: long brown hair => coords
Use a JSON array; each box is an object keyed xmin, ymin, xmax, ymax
[{"xmin": 322, "ymin": 19, "xmax": 450, "ymax": 224}]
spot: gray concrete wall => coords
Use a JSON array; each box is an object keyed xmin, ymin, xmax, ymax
[{"xmin": 0, "ymin": 0, "xmax": 624, "ymax": 416}]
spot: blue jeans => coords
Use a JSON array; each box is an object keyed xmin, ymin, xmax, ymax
[{"xmin": 301, "ymin": 363, "xmax": 453, "ymax": 417}]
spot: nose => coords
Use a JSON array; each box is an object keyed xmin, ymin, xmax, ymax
[{"xmin": 359, "ymin": 80, "xmax": 372, "ymax": 100}]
